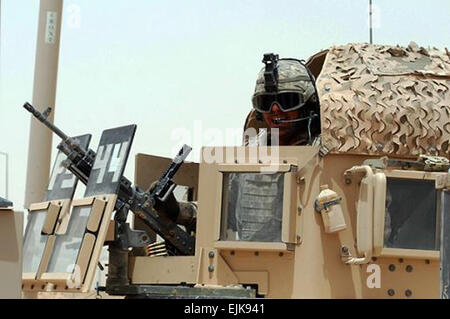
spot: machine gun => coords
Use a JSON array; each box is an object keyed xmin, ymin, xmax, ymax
[{"xmin": 23, "ymin": 102, "xmax": 196, "ymax": 256}]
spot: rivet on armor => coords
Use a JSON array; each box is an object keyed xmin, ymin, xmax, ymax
[
  {"xmin": 406, "ymin": 265, "xmax": 413, "ymax": 272},
  {"xmin": 208, "ymin": 251, "xmax": 215, "ymax": 258},
  {"xmin": 388, "ymin": 289, "xmax": 395, "ymax": 296},
  {"xmin": 388, "ymin": 264, "xmax": 396, "ymax": 272},
  {"xmin": 208, "ymin": 266, "xmax": 215, "ymax": 273},
  {"xmin": 405, "ymin": 289, "xmax": 412, "ymax": 297}
]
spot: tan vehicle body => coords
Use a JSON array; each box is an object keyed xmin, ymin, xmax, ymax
[
  {"xmin": 0, "ymin": 207, "xmax": 23, "ymax": 299},
  {"xmin": 20, "ymin": 42, "xmax": 449, "ymax": 298},
  {"xmin": 132, "ymin": 148, "xmax": 446, "ymax": 298},
  {"xmin": 129, "ymin": 42, "xmax": 449, "ymax": 298}
]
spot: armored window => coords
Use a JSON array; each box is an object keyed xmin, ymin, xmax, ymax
[
  {"xmin": 384, "ymin": 178, "xmax": 439, "ymax": 251},
  {"xmin": 22, "ymin": 210, "xmax": 47, "ymax": 273},
  {"xmin": 47, "ymin": 206, "xmax": 91, "ymax": 273},
  {"xmin": 220, "ymin": 172, "xmax": 284, "ymax": 242}
]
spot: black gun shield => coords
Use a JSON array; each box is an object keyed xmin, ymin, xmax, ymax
[
  {"xmin": 44, "ymin": 134, "xmax": 92, "ymax": 201},
  {"xmin": 84, "ymin": 125, "xmax": 136, "ymax": 197},
  {"xmin": 441, "ymin": 190, "xmax": 450, "ymax": 299}
]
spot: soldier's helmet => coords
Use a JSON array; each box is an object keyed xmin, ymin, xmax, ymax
[{"xmin": 252, "ymin": 53, "xmax": 319, "ymax": 118}]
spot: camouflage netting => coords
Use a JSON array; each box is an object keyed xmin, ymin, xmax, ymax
[{"xmin": 317, "ymin": 42, "xmax": 450, "ymax": 157}]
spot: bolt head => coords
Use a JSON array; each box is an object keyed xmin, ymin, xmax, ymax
[
  {"xmin": 208, "ymin": 265, "xmax": 215, "ymax": 272},
  {"xmin": 208, "ymin": 251, "xmax": 215, "ymax": 258}
]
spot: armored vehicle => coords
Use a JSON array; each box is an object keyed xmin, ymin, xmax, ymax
[{"xmin": 22, "ymin": 42, "xmax": 450, "ymax": 298}]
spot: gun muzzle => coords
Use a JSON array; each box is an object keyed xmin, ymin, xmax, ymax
[
  {"xmin": 23, "ymin": 102, "xmax": 69, "ymax": 141},
  {"xmin": 23, "ymin": 102, "xmax": 34, "ymax": 113}
]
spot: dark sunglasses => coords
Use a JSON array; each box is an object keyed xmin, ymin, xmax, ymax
[{"xmin": 252, "ymin": 92, "xmax": 305, "ymax": 113}]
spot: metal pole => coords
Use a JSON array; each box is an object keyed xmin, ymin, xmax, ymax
[
  {"xmin": 0, "ymin": 152, "xmax": 7, "ymax": 198},
  {"xmin": 24, "ymin": 0, "xmax": 63, "ymax": 208},
  {"xmin": 5, "ymin": 152, "xmax": 7, "ymax": 199},
  {"xmin": 369, "ymin": 0, "xmax": 373, "ymax": 44},
  {"xmin": 0, "ymin": 5, "xmax": 7, "ymax": 200}
]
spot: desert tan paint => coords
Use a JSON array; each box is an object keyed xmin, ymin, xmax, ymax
[
  {"xmin": 317, "ymin": 43, "xmax": 450, "ymax": 158},
  {"xmin": 132, "ymin": 147, "xmax": 441, "ymax": 298},
  {"xmin": 0, "ymin": 209, "xmax": 23, "ymax": 299},
  {"xmin": 22, "ymin": 194, "xmax": 117, "ymax": 294}
]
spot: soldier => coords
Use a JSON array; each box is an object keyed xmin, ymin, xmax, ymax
[
  {"xmin": 222, "ymin": 54, "xmax": 322, "ymax": 243},
  {"xmin": 243, "ymin": 53, "xmax": 321, "ymax": 146}
]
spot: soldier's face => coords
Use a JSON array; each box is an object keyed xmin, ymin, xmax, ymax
[{"xmin": 262, "ymin": 102, "xmax": 301, "ymax": 128}]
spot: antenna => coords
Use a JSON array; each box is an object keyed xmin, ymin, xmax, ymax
[{"xmin": 369, "ymin": 0, "xmax": 373, "ymax": 44}]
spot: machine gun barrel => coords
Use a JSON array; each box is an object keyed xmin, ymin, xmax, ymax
[
  {"xmin": 24, "ymin": 102, "xmax": 69, "ymax": 141},
  {"xmin": 24, "ymin": 102, "xmax": 95, "ymax": 185},
  {"xmin": 23, "ymin": 102, "xmax": 195, "ymax": 255}
]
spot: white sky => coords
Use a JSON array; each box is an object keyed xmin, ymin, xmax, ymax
[{"xmin": 0, "ymin": 0, "xmax": 449, "ymax": 210}]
